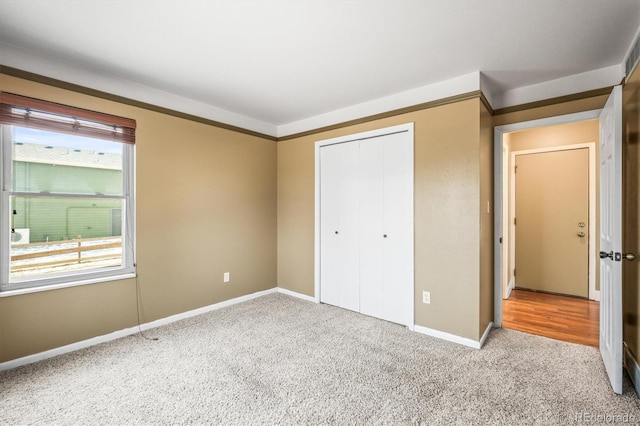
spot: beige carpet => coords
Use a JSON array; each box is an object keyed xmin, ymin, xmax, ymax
[{"xmin": 1, "ymin": 293, "xmax": 639, "ymax": 425}]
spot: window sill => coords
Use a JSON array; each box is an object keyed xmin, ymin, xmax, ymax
[{"xmin": 0, "ymin": 273, "xmax": 137, "ymax": 297}]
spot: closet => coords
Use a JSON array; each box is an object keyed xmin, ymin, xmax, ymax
[{"xmin": 317, "ymin": 123, "xmax": 414, "ymax": 326}]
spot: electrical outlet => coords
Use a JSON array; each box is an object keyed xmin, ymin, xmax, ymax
[
  {"xmin": 223, "ymin": 272, "xmax": 230, "ymax": 283},
  {"xmin": 422, "ymin": 291, "xmax": 430, "ymax": 304}
]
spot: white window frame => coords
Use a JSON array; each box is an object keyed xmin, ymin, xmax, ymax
[{"xmin": 0, "ymin": 125, "xmax": 135, "ymax": 294}]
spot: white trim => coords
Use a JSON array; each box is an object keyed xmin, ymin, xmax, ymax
[
  {"xmin": 0, "ymin": 127, "xmax": 10, "ymax": 287},
  {"xmin": 137, "ymin": 288, "xmax": 277, "ymax": 330},
  {"xmin": 314, "ymin": 140, "xmax": 322, "ymax": 304},
  {"xmin": 0, "ymin": 287, "xmax": 277, "ymax": 372},
  {"xmin": 314, "ymin": 123, "xmax": 415, "ymax": 328},
  {"xmin": 493, "ymin": 128, "xmax": 504, "ymax": 326},
  {"xmin": 315, "ymin": 122, "xmax": 415, "ymax": 147},
  {"xmin": 0, "ymin": 273, "xmax": 137, "ymax": 298},
  {"xmin": 0, "ymin": 42, "xmax": 277, "ymax": 137},
  {"xmin": 0, "ymin": 128, "xmax": 136, "ymax": 293},
  {"xmin": 624, "ymin": 342, "xmax": 640, "ymax": 398},
  {"xmin": 276, "ymin": 287, "xmax": 316, "ymax": 303},
  {"xmin": 493, "ymin": 65, "xmax": 623, "ymax": 110},
  {"xmin": 508, "ymin": 149, "xmax": 516, "ymax": 296},
  {"xmin": 509, "ymin": 143, "xmax": 599, "ymax": 301},
  {"xmin": 501, "ymin": 139, "xmax": 510, "ymax": 300},
  {"xmin": 497, "ymin": 110, "xmax": 602, "ymax": 134},
  {"xmin": 3, "ymin": 41, "xmax": 473, "ymax": 138},
  {"xmin": 2, "ymin": 42, "xmax": 628, "ymax": 138},
  {"xmin": 493, "ymin": 109, "xmax": 603, "ymax": 325},
  {"xmin": 479, "ymin": 322, "xmax": 494, "ymax": 348},
  {"xmin": 413, "ymin": 323, "xmax": 494, "ymax": 350},
  {"xmin": 506, "ymin": 277, "xmax": 515, "ymax": 299},
  {"xmin": 279, "ymin": 72, "xmax": 479, "ymax": 137}
]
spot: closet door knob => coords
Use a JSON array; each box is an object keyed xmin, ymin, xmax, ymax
[
  {"xmin": 335, "ymin": 231, "xmax": 338, "ymax": 235},
  {"xmin": 383, "ymin": 234, "xmax": 388, "ymax": 238}
]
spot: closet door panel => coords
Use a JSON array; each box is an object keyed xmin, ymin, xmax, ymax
[
  {"xmin": 381, "ymin": 132, "xmax": 414, "ymax": 325},
  {"xmin": 319, "ymin": 142, "xmax": 360, "ymax": 312},
  {"xmin": 359, "ymin": 138, "xmax": 385, "ymax": 320}
]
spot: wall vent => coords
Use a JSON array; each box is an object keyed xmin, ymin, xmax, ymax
[{"xmin": 626, "ymin": 32, "xmax": 640, "ymax": 80}]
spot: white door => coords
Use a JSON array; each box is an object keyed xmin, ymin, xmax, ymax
[
  {"xmin": 319, "ymin": 142, "xmax": 360, "ymax": 312},
  {"xmin": 317, "ymin": 123, "xmax": 414, "ymax": 327},
  {"xmin": 359, "ymin": 132, "xmax": 414, "ymax": 325},
  {"xmin": 599, "ymin": 85, "xmax": 623, "ymax": 394},
  {"xmin": 359, "ymin": 137, "xmax": 385, "ymax": 319}
]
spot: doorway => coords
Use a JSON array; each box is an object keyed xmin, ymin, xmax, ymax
[
  {"xmin": 513, "ymin": 146, "xmax": 591, "ymax": 298},
  {"xmin": 494, "ymin": 113, "xmax": 600, "ymax": 346},
  {"xmin": 503, "ymin": 289, "xmax": 599, "ymax": 347}
]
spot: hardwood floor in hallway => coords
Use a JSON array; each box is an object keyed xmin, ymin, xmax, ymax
[{"xmin": 502, "ymin": 289, "xmax": 599, "ymax": 347}]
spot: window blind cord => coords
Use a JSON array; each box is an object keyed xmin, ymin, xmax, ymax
[{"xmin": 133, "ymin": 261, "xmax": 159, "ymax": 341}]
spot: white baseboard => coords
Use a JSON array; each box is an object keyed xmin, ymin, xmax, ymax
[
  {"xmin": 276, "ymin": 287, "xmax": 316, "ymax": 303},
  {"xmin": 0, "ymin": 287, "xmax": 277, "ymax": 372},
  {"xmin": 414, "ymin": 322, "xmax": 494, "ymax": 349},
  {"xmin": 505, "ymin": 278, "xmax": 515, "ymax": 299},
  {"xmin": 624, "ymin": 342, "xmax": 640, "ymax": 398},
  {"xmin": 0, "ymin": 324, "xmax": 145, "ymax": 372},
  {"xmin": 1, "ymin": 286, "xmax": 495, "ymax": 371},
  {"xmin": 479, "ymin": 322, "xmax": 494, "ymax": 348},
  {"xmin": 138, "ymin": 288, "xmax": 277, "ymax": 332}
]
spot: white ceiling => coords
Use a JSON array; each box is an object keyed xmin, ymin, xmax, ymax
[{"xmin": 0, "ymin": 0, "xmax": 639, "ymax": 137}]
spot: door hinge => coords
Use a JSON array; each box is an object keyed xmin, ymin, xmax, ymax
[
  {"xmin": 514, "ymin": 165, "xmax": 518, "ymax": 173},
  {"xmin": 514, "ymin": 217, "xmax": 517, "ymax": 225},
  {"xmin": 514, "ymin": 269, "xmax": 516, "ymax": 277}
]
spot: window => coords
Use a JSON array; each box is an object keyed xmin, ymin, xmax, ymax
[{"xmin": 0, "ymin": 93, "xmax": 135, "ymax": 292}]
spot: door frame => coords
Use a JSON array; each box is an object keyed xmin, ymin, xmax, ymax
[
  {"xmin": 314, "ymin": 122, "xmax": 415, "ymax": 329},
  {"xmin": 509, "ymin": 143, "xmax": 597, "ymax": 301},
  {"xmin": 493, "ymin": 110, "xmax": 601, "ymax": 326}
]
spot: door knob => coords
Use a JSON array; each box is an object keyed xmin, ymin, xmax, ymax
[
  {"xmin": 600, "ymin": 251, "xmax": 614, "ymax": 260},
  {"xmin": 578, "ymin": 222, "xmax": 585, "ymax": 228},
  {"xmin": 577, "ymin": 232, "xmax": 585, "ymax": 238},
  {"xmin": 623, "ymin": 253, "xmax": 637, "ymax": 261},
  {"xmin": 383, "ymin": 234, "xmax": 388, "ymax": 238}
]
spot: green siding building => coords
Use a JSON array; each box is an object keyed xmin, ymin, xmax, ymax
[{"xmin": 11, "ymin": 143, "xmax": 123, "ymax": 243}]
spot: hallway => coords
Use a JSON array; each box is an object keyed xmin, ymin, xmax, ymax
[{"xmin": 503, "ymin": 289, "xmax": 599, "ymax": 347}]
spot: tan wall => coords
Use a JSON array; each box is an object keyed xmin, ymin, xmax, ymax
[
  {"xmin": 479, "ymin": 103, "xmax": 494, "ymax": 335},
  {"xmin": 0, "ymin": 72, "xmax": 614, "ymax": 362},
  {"xmin": 623, "ymin": 66, "xmax": 640, "ymax": 361},
  {"xmin": 504, "ymin": 120, "xmax": 600, "ymax": 292},
  {"xmin": 0, "ymin": 74, "xmax": 277, "ymax": 362},
  {"xmin": 508, "ymin": 120, "xmax": 599, "ymax": 151},
  {"xmin": 278, "ymin": 98, "xmax": 485, "ymax": 341},
  {"xmin": 493, "ymin": 95, "xmax": 609, "ymax": 127}
]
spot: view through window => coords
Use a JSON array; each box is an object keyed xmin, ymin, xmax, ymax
[
  {"xmin": 0, "ymin": 93, "xmax": 136, "ymax": 292},
  {"xmin": 10, "ymin": 127, "xmax": 125, "ymax": 279}
]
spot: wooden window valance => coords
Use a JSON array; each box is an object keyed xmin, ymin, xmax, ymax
[{"xmin": 0, "ymin": 92, "xmax": 136, "ymax": 144}]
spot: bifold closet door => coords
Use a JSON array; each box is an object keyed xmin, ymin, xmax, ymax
[
  {"xmin": 359, "ymin": 133, "xmax": 413, "ymax": 325},
  {"xmin": 319, "ymin": 142, "xmax": 360, "ymax": 312}
]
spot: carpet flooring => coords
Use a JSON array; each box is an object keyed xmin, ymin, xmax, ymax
[{"xmin": 1, "ymin": 293, "xmax": 639, "ymax": 425}]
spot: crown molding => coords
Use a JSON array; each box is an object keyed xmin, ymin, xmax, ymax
[
  {"xmin": 0, "ymin": 42, "xmax": 277, "ymax": 138},
  {"xmin": 276, "ymin": 72, "xmax": 481, "ymax": 137},
  {"xmin": 0, "ymin": 41, "xmax": 630, "ymax": 141}
]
